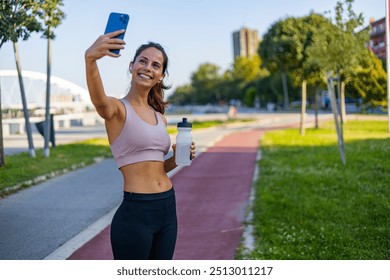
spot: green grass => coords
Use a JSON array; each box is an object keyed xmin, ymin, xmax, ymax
[{"xmin": 243, "ymin": 120, "xmax": 390, "ymax": 260}]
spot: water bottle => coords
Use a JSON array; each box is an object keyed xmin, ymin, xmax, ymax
[{"xmin": 175, "ymin": 118, "xmax": 192, "ymax": 166}]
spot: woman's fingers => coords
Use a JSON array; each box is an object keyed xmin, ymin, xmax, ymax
[
  {"xmin": 86, "ymin": 32, "xmax": 126, "ymax": 60},
  {"xmin": 190, "ymin": 142, "xmax": 196, "ymax": 160},
  {"xmin": 105, "ymin": 29, "xmax": 125, "ymax": 38}
]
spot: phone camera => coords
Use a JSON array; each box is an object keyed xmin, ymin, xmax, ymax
[{"xmin": 120, "ymin": 14, "xmax": 128, "ymax": 23}]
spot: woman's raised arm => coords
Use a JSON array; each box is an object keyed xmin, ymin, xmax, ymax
[{"xmin": 85, "ymin": 30, "xmax": 125, "ymax": 120}]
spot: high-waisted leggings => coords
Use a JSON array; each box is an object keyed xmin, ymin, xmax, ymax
[{"xmin": 110, "ymin": 187, "xmax": 177, "ymax": 260}]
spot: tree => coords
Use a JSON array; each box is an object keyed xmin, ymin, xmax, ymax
[
  {"xmin": 36, "ymin": 0, "xmax": 65, "ymax": 157},
  {"xmin": 0, "ymin": 0, "xmax": 42, "ymax": 160},
  {"xmin": 168, "ymin": 84, "xmax": 193, "ymax": 105},
  {"xmin": 259, "ymin": 18, "xmax": 301, "ymax": 109},
  {"xmin": 230, "ymin": 54, "xmax": 269, "ymax": 107},
  {"xmin": 258, "ymin": 13, "xmax": 332, "ymax": 128},
  {"xmin": 190, "ymin": 63, "xmax": 221, "ymax": 104},
  {"xmin": 291, "ymin": 14, "xmax": 334, "ymax": 133},
  {"xmin": 306, "ymin": 0, "xmax": 368, "ymax": 164},
  {"xmin": 243, "ymin": 86, "xmax": 257, "ymax": 107}
]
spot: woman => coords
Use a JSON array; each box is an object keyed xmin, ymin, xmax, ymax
[{"xmin": 85, "ymin": 30, "xmax": 196, "ymax": 260}]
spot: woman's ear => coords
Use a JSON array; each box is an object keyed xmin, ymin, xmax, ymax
[{"xmin": 129, "ymin": 63, "xmax": 133, "ymax": 73}]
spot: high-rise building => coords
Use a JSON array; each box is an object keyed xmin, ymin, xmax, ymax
[
  {"xmin": 368, "ymin": 17, "xmax": 386, "ymax": 66},
  {"xmin": 232, "ymin": 27, "xmax": 259, "ymax": 59}
]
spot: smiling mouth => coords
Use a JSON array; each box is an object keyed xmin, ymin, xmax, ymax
[{"xmin": 139, "ymin": 73, "xmax": 153, "ymax": 80}]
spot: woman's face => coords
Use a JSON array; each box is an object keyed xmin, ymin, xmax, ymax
[{"xmin": 130, "ymin": 47, "xmax": 165, "ymax": 88}]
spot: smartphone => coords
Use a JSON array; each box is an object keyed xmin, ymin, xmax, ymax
[{"xmin": 104, "ymin": 12, "xmax": 130, "ymax": 54}]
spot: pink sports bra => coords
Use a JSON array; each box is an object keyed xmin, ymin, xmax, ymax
[{"xmin": 110, "ymin": 99, "xmax": 171, "ymax": 169}]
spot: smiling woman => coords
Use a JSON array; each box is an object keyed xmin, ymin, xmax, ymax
[{"xmin": 84, "ymin": 30, "xmax": 196, "ymax": 260}]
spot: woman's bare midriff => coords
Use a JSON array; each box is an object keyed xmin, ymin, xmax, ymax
[{"xmin": 120, "ymin": 161, "xmax": 172, "ymax": 193}]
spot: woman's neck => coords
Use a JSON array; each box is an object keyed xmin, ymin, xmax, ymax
[{"xmin": 126, "ymin": 86, "xmax": 150, "ymax": 106}]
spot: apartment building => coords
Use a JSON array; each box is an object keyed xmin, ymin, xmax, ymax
[
  {"xmin": 369, "ymin": 17, "xmax": 386, "ymax": 66},
  {"xmin": 232, "ymin": 27, "xmax": 259, "ymax": 59}
]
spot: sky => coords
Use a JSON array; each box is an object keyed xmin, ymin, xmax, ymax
[{"xmin": 0, "ymin": 0, "xmax": 386, "ymax": 99}]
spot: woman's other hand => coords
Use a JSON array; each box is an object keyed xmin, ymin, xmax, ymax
[
  {"xmin": 190, "ymin": 141, "xmax": 196, "ymax": 160},
  {"xmin": 171, "ymin": 141, "xmax": 196, "ymax": 162}
]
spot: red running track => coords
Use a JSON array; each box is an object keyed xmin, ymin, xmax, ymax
[{"xmin": 68, "ymin": 129, "xmax": 263, "ymax": 260}]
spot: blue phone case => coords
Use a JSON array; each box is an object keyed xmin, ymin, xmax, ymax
[{"xmin": 104, "ymin": 12, "xmax": 129, "ymax": 54}]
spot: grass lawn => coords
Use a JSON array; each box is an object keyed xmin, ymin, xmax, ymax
[{"xmin": 244, "ymin": 120, "xmax": 390, "ymax": 260}]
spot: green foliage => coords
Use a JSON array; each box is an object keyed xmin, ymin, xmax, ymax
[
  {"xmin": 346, "ymin": 49, "xmax": 387, "ymax": 110},
  {"xmin": 35, "ymin": 0, "xmax": 66, "ymax": 39},
  {"xmin": 167, "ymin": 84, "xmax": 194, "ymax": 105},
  {"xmin": 245, "ymin": 120, "xmax": 390, "ymax": 259},
  {"xmin": 259, "ymin": 17, "xmax": 303, "ymax": 73},
  {"xmin": 0, "ymin": 0, "xmax": 42, "ymax": 47},
  {"xmin": 243, "ymin": 87, "xmax": 256, "ymax": 107},
  {"xmin": 169, "ymin": 55, "xmax": 270, "ymax": 106},
  {"xmin": 232, "ymin": 54, "xmax": 268, "ymax": 83},
  {"xmin": 292, "ymin": 14, "xmax": 334, "ymax": 87},
  {"xmin": 306, "ymin": 0, "xmax": 369, "ymax": 75},
  {"xmin": 0, "ymin": 0, "xmax": 65, "ymax": 46},
  {"xmin": 190, "ymin": 63, "xmax": 222, "ymax": 104}
]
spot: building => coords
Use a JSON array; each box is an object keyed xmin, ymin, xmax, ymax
[
  {"xmin": 368, "ymin": 17, "xmax": 386, "ymax": 67},
  {"xmin": 232, "ymin": 27, "xmax": 259, "ymax": 59}
]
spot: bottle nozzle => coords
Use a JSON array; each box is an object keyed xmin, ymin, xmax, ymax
[{"xmin": 177, "ymin": 117, "xmax": 192, "ymax": 128}]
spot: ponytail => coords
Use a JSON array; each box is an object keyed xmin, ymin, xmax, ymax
[{"xmin": 148, "ymin": 80, "xmax": 170, "ymax": 114}]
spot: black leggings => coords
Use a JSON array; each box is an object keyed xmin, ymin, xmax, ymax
[{"xmin": 110, "ymin": 187, "xmax": 177, "ymax": 260}]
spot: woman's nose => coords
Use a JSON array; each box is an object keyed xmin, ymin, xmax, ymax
[{"xmin": 143, "ymin": 63, "xmax": 152, "ymax": 71}]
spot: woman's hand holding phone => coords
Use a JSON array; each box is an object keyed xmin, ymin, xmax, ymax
[
  {"xmin": 85, "ymin": 12, "xmax": 129, "ymax": 61},
  {"xmin": 85, "ymin": 30, "xmax": 126, "ymax": 61},
  {"xmin": 104, "ymin": 12, "xmax": 129, "ymax": 55}
]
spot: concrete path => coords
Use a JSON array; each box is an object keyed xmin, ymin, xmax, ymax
[{"xmin": 0, "ymin": 159, "xmax": 122, "ymax": 260}]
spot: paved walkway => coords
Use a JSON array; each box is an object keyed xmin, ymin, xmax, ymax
[{"xmin": 68, "ymin": 129, "xmax": 263, "ymax": 260}]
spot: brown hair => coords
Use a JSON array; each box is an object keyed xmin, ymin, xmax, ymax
[{"xmin": 131, "ymin": 42, "xmax": 171, "ymax": 114}]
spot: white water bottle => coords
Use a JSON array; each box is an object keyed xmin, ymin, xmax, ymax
[{"xmin": 175, "ymin": 118, "xmax": 192, "ymax": 166}]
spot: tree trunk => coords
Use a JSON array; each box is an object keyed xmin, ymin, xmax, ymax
[
  {"xmin": 314, "ymin": 88, "xmax": 320, "ymax": 129},
  {"xmin": 13, "ymin": 42, "xmax": 35, "ymax": 158},
  {"xmin": 300, "ymin": 80, "xmax": 307, "ymax": 136},
  {"xmin": 0, "ymin": 77, "xmax": 5, "ymax": 166},
  {"xmin": 335, "ymin": 76, "xmax": 345, "ymax": 143},
  {"xmin": 44, "ymin": 30, "xmax": 52, "ymax": 158},
  {"xmin": 326, "ymin": 71, "xmax": 346, "ymax": 165},
  {"xmin": 340, "ymin": 81, "xmax": 347, "ymax": 124},
  {"xmin": 281, "ymin": 71, "xmax": 289, "ymax": 109}
]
